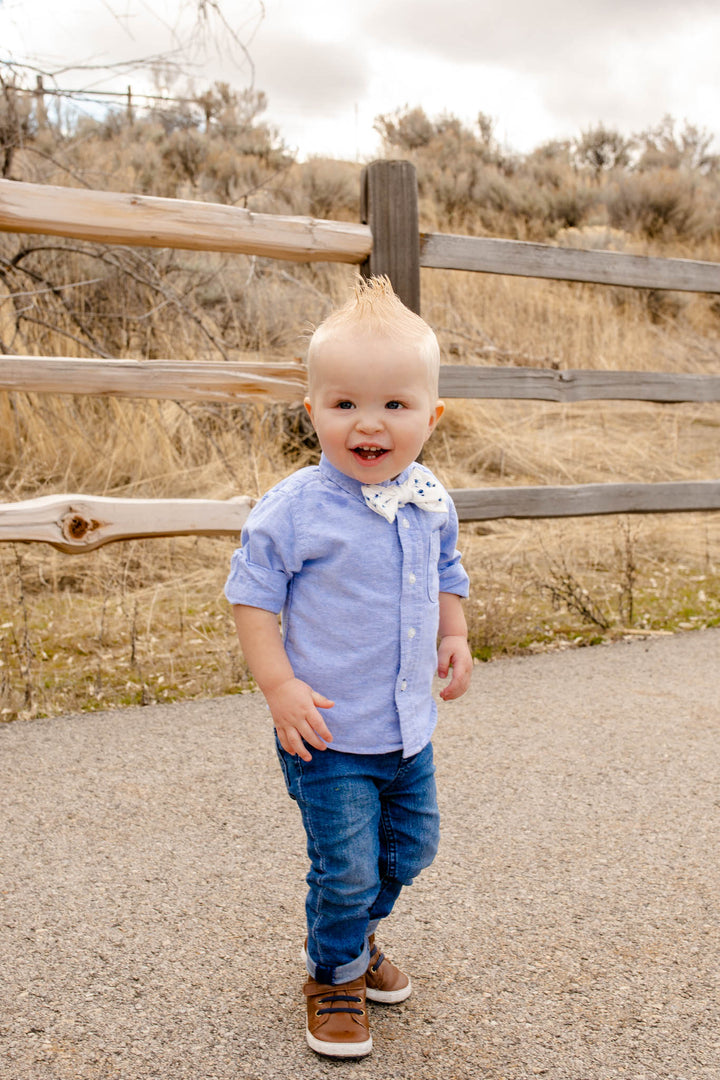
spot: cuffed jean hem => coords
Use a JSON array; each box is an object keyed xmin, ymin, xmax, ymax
[{"xmin": 307, "ymin": 940, "xmax": 371, "ymax": 986}]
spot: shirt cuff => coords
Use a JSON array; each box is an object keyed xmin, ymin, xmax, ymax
[{"xmin": 224, "ymin": 549, "xmax": 288, "ymax": 612}]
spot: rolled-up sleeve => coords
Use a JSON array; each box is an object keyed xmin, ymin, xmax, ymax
[
  {"xmin": 223, "ymin": 491, "xmax": 297, "ymax": 613},
  {"xmin": 438, "ymin": 501, "xmax": 470, "ymax": 598}
]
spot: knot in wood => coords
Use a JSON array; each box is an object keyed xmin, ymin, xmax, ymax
[{"xmin": 61, "ymin": 511, "xmax": 101, "ymax": 542}]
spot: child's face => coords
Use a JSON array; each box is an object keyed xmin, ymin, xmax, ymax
[{"xmin": 304, "ymin": 328, "xmax": 444, "ymax": 484}]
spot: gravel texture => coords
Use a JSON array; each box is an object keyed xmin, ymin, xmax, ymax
[{"xmin": 1, "ymin": 628, "xmax": 719, "ymax": 1080}]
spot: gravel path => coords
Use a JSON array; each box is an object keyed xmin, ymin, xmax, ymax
[{"xmin": 2, "ymin": 629, "xmax": 719, "ymax": 1080}]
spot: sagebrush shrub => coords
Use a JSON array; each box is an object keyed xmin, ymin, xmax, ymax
[{"xmin": 606, "ymin": 169, "xmax": 718, "ymax": 242}]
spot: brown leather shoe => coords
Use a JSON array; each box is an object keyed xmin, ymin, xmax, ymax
[
  {"xmin": 304, "ymin": 975, "xmax": 372, "ymax": 1057},
  {"xmin": 365, "ymin": 935, "xmax": 412, "ymax": 1003}
]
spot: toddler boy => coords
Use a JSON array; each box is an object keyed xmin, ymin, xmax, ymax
[{"xmin": 225, "ymin": 276, "xmax": 472, "ymax": 1057}]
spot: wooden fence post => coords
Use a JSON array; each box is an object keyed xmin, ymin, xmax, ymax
[{"xmin": 360, "ymin": 160, "xmax": 421, "ymax": 314}]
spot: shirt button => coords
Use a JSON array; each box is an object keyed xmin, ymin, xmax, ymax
[
  {"xmin": 408, "ymin": 627, "xmax": 416, "ymax": 639},
  {"xmin": 401, "ymin": 518, "xmax": 410, "ymax": 529},
  {"xmin": 408, "ymin": 573, "xmax": 416, "ymax": 585},
  {"xmin": 400, "ymin": 679, "xmax": 408, "ymax": 691}
]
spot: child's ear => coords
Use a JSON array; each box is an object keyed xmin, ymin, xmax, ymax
[
  {"xmin": 426, "ymin": 400, "xmax": 445, "ymax": 438},
  {"xmin": 303, "ymin": 396, "xmax": 313, "ymax": 420}
]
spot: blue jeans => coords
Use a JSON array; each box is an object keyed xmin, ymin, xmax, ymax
[{"xmin": 275, "ymin": 738, "xmax": 440, "ymax": 986}]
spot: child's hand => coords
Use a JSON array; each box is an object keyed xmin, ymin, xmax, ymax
[
  {"xmin": 265, "ymin": 677, "xmax": 334, "ymax": 761},
  {"xmin": 437, "ymin": 635, "xmax": 473, "ymax": 701}
]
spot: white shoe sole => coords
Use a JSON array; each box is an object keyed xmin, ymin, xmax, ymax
[
  {"xmin": 365, "ymin": 976, "xmax": 412, "ymax": 1004},
  {"xmin": 306, "ymin": 1028, "xmax": 373, "ymax": 1058}
]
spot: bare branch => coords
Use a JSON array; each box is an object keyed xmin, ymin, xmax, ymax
[{"xmin": 17, "ymin": 314, "xmax": 113, "ymax": 358}]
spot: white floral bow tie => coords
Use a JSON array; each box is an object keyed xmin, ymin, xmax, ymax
[{"xmin": 361, "ymin": 467, "xmax": 449, "ymax": 523}]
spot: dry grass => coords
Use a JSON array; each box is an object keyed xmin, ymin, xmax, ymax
[{"xmin": 2, "ymin": 262, "xmax": 719, "ymax": 721}]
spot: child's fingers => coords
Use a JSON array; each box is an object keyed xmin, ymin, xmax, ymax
[
  {"xmin": 439, "ymin": 679, "xmax": 459, "ymax": 701},
  {"xmin": 278, "ymin": 720, "xmax": 328, "ymax": 760},
  {"xmin": 301, "ymin": 727, "xmax": 330, "ymax": 753},
  {"xmin": 310, "ymin": 692, "xmax": 334, "ymax": 741},
  {"xmin": 440, "ymin": 680, "xmax": 464, "ymax": 701},
  {"xmin": 436, "ymin": 641, "xmax": 455, "ymax": 680},
  {"xmin": 279, "ymin": 726, "xmax": 314, "ymax": 761},
  {"xmin": 270, "ymin": 681, "xmax": 333, "ymax": 759},
  {"xmin": 440, "ymin": 664, "xmax": 472, "ymax": 700},
  {"xmin": 437, "ymin": 647, "xmax": 473, "ymax": 700}
]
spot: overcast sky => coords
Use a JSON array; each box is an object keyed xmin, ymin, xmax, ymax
[{"xmin": 2, "ymin": 0, "xmax": 719, "ymax": 161}]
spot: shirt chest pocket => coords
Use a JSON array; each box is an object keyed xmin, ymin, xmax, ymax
[{"xmin": 426, "ymin": 530, "xmax": 440, "ymax": 603}]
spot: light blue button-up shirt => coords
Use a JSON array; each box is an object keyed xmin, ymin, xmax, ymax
[{"xmin": 225, "ymin": 455, "xmax": 469, "ymax": 757}]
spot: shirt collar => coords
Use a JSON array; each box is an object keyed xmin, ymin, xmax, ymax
[{"xmin": 318, "ymin": 454, "xmax": 415, "ymax": 499}]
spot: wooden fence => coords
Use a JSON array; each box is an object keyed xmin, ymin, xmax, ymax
[{"xmin": 1, "ymin": 160, "xmax": 719, "ymax": 553}]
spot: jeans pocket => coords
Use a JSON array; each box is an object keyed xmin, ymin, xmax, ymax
[{"xmin": 274, "ymin": 734, "xmax": 298, "ymax": 801}]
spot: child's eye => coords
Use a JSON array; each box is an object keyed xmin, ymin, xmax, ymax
[
  {"xmin": 385, "ymin": 400, "xmax": 404, "ymax": 410},
  {"xmin": 336, "ymin": 400, "xmax": 355, "ymax": 410}
]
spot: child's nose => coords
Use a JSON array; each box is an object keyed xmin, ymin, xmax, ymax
[{"xmin": 355, "ymin": 410, "xmax": 384, "ymax": 433}]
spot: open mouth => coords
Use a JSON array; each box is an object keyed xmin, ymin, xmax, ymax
[{"xmin": 351, "ymin": 445, "xmax": 390, "ymax": 461}]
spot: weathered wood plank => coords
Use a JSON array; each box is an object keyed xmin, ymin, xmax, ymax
[
  {"xmin": 3, "ymin": 482, "xmax": 717, "ymax": 555},
  {"xmin": 0, "ymin": 356, "xmax": 307, "ymax": 403},
  {"xmin": 6, "ymin": 358, "xmax": 719, "ymax": 406},
  {"xmin": 361, "ymin": 160, "xmax": 421, "ymax": 313},
  {"xmin": 5, "ymin": 178, "xmax": 719, "ymax": 295},
  {"xmin": 0, "ymin": 179, "xmax": 372, "ymax": 263},
  {"xmin": 0, "ymin": 494, "xmax": 253, "ymax": 553},
  {"xmin": 439, "ymin": 366, "xmax": 720, "ymax": 403},
  {"xmin": 450, "ymin": 481, "xmax": 720, "ymax": 521},
  {"xmin": 421, "ymin": 233, "xmax": 720, "ymax": 293}
]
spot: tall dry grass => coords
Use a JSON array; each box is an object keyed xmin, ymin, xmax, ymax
[{"xmin": 1, "ymin": 99, "xmax": 719, "ymax": 720}]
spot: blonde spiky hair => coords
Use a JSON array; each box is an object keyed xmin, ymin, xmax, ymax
[{"xmin": 306, "ymin": 276, "xmax": 440, "ymax": 396}]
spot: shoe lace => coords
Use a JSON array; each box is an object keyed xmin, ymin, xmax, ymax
[
  {"xmin": 317, "ymin": 990, "xmax": 364, "ymax": 1016},
  {"xmin": 368, "ymin": 945, "xmax": 385, "ymax": 974}
]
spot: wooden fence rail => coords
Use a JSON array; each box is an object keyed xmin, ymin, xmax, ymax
[
  {"xmin": 3, "ymin": 176, "xmax": 720, "ymax": 292},
  {"xmin": 452, "ymin": 481, "xmax": 720, "ymax": 522},
  {"xmin": 2, "ymin": 356, "xmax": 720, "ymax": 406},
  {"xmin": 0, "ymin": 179, "xmax": 372, "ymax": 263},
  {"xmin": 0, "ymin": 493, "xmax": 253, "ymax": 554},
  {"xmin": 2, "ymin": 481, "xmax": 720, "ymax": 555},
  {"xmin": 0, "ymin": 161, "xmax": 718, "ymax": 550},
  {"xmin": 0, "ymin": 356, "xmax": 307, "ymax": 403},
  {"xmin": 420, "ymin": 233, "xmax": 720, "ymax": 292}
]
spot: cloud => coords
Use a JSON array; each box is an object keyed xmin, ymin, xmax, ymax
[
  {"xmin": 355, "ymin": 0, "xmax": 720, "ymax": 152},
  {"xmin": 364, "ymin": 0, "xmax": 719, "ymax": 71},
  {"xmin": 251, "ymin": 33, "xmax": 369, "ymax": 114},
  {"xmin": 2, "ymin": 0, "xmax": 717, "ymax": 159}
]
